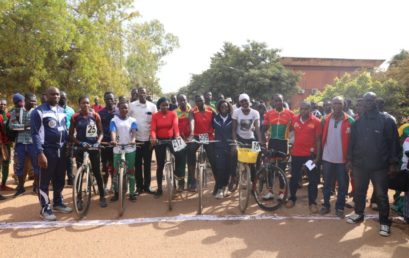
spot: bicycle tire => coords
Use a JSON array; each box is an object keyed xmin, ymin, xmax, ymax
[
  {"xmin": 118, "ymin": 163, "xmax": 128, "ymax": 217},
  {"xmin": 197, "ymin": 165, "xmax": 204, "ymax": 215},
  {"xmin": 238, "ymin": 163, "xmax": 251, "ymax": 213},
  {"xmin": 73, "ymin": 165, "xmax": 92, "ymax": 219},
  {"xmin": 164, "ymin": 162, "xmax": 174, "ymax": 211},
  {"xmin": 253, "ymin": 165, "xmax": 288, "ymax": 211}
]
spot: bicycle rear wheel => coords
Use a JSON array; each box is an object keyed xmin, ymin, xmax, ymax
[
  {"xmin": 73, "ymin": 165, "xmax": 92, "ymax": 219},
  {"xmin": 118, "ymin": 163, "xmax": 128, "ymax": 217},
  {"xmin": 253, "ymin": 165, "xmax": 288, "ymax": 211},
  {"xmin": 164, "ymin": 162, "xmax": 174, "ymax": 211},
  {"xmin": 197, "ymin": 165, "xmax": 204, "ymax": 215},
  {"xmin": 238, "ymin": 163, "xmax": 251, "ymax": 213}
]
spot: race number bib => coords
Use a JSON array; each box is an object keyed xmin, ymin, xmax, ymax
[
  {"xmin": 251, "ymin": 141, "xmax": 261, "ymax": 152},
  {"xmin": 198, "ymin": 133, "xmax": 209, "ymax": 144},
  {"xmin": 86, "ymin": 124, "xmax": 98, "ymax": 138},
  {"xmin": 172, "ymin": 138, "xmax": 187, "ymax": 152}
]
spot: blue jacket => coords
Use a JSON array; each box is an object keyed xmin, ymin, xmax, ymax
[
  {"xmin": 31, "ymin": 103, "xmax": 68, "ymax": 154},
  {"xmin": 213, "ymin": 114, "xmax": 233, "ymax": 149}
]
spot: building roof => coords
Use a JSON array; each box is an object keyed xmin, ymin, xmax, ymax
[{"xmin": 281, "ymin": 57, "xmax": 385, "ymax": 68}]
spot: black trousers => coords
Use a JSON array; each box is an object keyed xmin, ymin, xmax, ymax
[
  {"xmin": 187, "ymin": 138, "xmax": 216, "ymax": 187},
  {"xmin": 135, "ymin": 141, "xmax": 154, "ymax": 191},
  {"xmin": 353, "ymin": 166, "xmax": 390, "ymax": 225},
  {"xmin": 76, "ymin": 149, "xmax": 105, "ymax": 198}
]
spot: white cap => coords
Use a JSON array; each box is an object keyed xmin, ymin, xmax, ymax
[{"xmin": 239, "ymin": 93, "xmax": 250, "ymax": 102}]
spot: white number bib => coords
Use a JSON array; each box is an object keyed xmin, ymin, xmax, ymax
[
  {"xmin": 251, "ymin": 141, "xmax": 261, "ymax": 152},
  {"xmin": 172, "ymin": 138, "xmax": 187, "ymax": 152},
  {"xmin": 198, "ymin": 133, "xmax": 209, "ymax": 144},
  {"xmin": 86, "ymin": 124, "xmax": 98, "ymax": 138}
]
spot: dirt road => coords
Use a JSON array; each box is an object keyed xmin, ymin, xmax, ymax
[{"xmin": 1, "ymin": 177, "xmax": 408, "ymax": 258}]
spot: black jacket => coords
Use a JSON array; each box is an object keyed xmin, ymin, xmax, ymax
[
  {"xmin": 213, "ymin": 114, "xmax": 232, "ymax": 149},
  {"xmin": 348, "ymin": 110, "xmax": 401, "ymax": 170}
]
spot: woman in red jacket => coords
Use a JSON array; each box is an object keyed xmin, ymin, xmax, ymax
[{"xmin": 150, "ymin": 97, "xmax": 180, "ymax": 197}]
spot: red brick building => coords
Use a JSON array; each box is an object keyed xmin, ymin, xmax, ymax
[{"xmin": 281, "ymin": 57, "xmax": 385, "ymax": 108}]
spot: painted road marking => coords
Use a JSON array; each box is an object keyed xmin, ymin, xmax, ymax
[{"xmin": 0, "ymin": 214, "xmax": 381, "ymax": 230}]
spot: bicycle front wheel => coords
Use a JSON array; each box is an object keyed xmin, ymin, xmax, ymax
[
  {"xmin": 253, "ymin": 165, "xmax": 288, "ymax": 211},
  {"xmin": 238, "ymin": 163, "xmax": 251, "ymax": 213},
  {"xmin": 164, "ymin": 162, "xmax": 174, "ymax": 211},
  {"xmin": 197, "ymin": 165, "xmax": 204, "ymax": 215},
  {"xmin": 73, "ymin": 165, "xmax": 92, "ymax": 219},
  {"xmin": 118, "ymin": 163, "xmax": 128, "ymax": 217}
]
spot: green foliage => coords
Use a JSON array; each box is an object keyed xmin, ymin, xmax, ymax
[
  {"xmin": 181, "ymin": 41, "xmax": 299, "ymax": 102},
  {"xmin": 0, "ymin": 0, "xmax": 178, "ymax": 103},
  {"xmin": 307, "ymin": 71, "xmax": 408, "ymax": 121}
]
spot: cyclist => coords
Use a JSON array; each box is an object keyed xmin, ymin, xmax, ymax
[
  {"xmin": 213, "ymin": 99, "xmax": 234, "ymax": 199},
  {"xmin": 110, "ymin": 101, "xmax": 138, "ymax": 202},
  {"xmin": 187, "ymin": 95, "xmax": 217, "ymax": 192},
  {"xmin": 261, "ymin": 93, "xmax": 294, "ymax": 199},
  {"xmin": 69, "ymin": 96, "xmax": 107, "ymax": 208},
  {"xmin": 232, "ymin": 93, "xmax": 263, "ymax": 182},
  {"xmin": 174, "ymin": 94, "xmax": 191, "ymax": 191},
  {"xmin": 150, "ymin": 97, "xmax": 180, "ymax": 197},
  {"xmin": 99, "ymin": 92, "xmax": 118, "ymax": 192}
]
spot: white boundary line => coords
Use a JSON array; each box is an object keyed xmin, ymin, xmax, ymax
[{"xmin": 0, "ymin": 214, "xmax": 381, "ymax": 230}]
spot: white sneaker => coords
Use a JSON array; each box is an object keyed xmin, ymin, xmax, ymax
[
  {"xmin": 53, "ymin": 203, "xmax": 73, "ymax": 214},
  {"xmin": 215, "ymin": 190, "xmax": 224, "ymax": 199},
  {"xmin": 379, "ymin": 224, "xmax": 390, "ymax": 237},
  {"xmin": 40, "ymin": 206, "xmax": 57, "ymax": 221},
  {"xmin": 263, "ymin": 192, "xmax": 274, "ymax": 200}
]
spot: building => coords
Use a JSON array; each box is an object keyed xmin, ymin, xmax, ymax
[{"xmin": 281, "ymin": 57, "xmax": 385, "ymax": 108}]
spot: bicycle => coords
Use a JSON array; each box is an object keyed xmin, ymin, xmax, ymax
[
  {"xmin": 253, "ymin": 146, "xmax": 289, "ymax": 211},
  {"xmin": 72, "ymin": 145, "xmax": 100, "ymax": 219},
  {"xmin": 155, "ymin": 139, "xmax": 179, "ymax": 211},
  {"xmin": 187, "ymin": 135, "xmax": 218, "ymax": 215},
  {"xmin": 108, "ymin": 142, "xmax": 140, "ymax": 217},
  {"xmin": 233, "ymin": 141, "xmax": 260, "ymax": 214}
]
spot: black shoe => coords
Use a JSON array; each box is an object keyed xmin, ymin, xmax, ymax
[
  {"xmin": 32, "ymin": 186, "xmax": 38, "ymax": 194},
  {"xmin": 144, "ymin": 187, "xmax": 154, "ymax": 194},
  {"xmin": 110, "ymin": 192, "xmax": 119, "ymax": 202},
  {"xmin": 129, "ymin": 194, "xmax": 137, "ymax": 202},
  {"xmin": 0, "ymin": 194, "xmax": 5, "ymax": 200},
  {"xmin": 154, "ymin": 189, "xmax": 163, "ymax": 198},
  {"xmin": 136, "ymin": 188, "xmax": 144, "ymax": 195},
  {"xmin": 14, "ymin": 187, "xmax": 26, "ymax": 197},
  {"xmin": 66, "ymin": 178, "xmax": 73, "ymax": 186},
  {"xmin": 99, "ymin": 197, "xmax": 108, "ymax": 208}
]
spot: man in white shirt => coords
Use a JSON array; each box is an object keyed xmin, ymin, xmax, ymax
[{"xmin": 129, "ymin": 88, "xmax": 157, "ymax": 194}]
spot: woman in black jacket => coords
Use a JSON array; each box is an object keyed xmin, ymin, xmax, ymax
[{"xmin": 212, "ymin": 100, "xmax": 235, "ymax": 199}]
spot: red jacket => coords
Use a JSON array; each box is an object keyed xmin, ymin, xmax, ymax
[{"xmin": 321, "ymin": 112, "xmax": 354, "ymax": 163}]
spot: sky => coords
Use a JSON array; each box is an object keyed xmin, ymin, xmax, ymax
[{"xmin": 135, "ymin": 0, "xmax": 409, "ymax": 93}]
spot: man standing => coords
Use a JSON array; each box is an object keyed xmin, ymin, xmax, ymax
[
  {"xmin": 174, "ymin": 94, "xmax": 191, "ymax": 191},
  {"xmin": 262, "ymin": 93, "xmax": 294, "ymax": 199},
  {"xmin": 169, "ymin": 94, "xmax": 178, "ymax": 111},
  {"xmin": 59, "ymin": 91, "xmax": 75, "ymax": 185},
  {"xmin": 204, "ymin": 91, "xmax": 216, "ymax": 111},
  {"xmin": 9, "ymin": 93, "xmax": 40, "ymax": 196},
  {"xmin": 286, "ymin": 101, "xmax": 322, "ymax": 213},
  {"xmin": 31, "ymin": 87, "xmax": 72, "ymax": 221},
  {"xmin": 92, "ymin": 97, "xmax": 103, "ymax": 113},
  {"xmin": 319, "ymin": 96, "xmax": 354, "ymax": 218},
  {"xmin": 346, "ymin": 92, "xmax": 400, "ymax": 237},
  {"xmin": 130, "ymin": 88, "xmax": 138, "ymax": 102},
  {"xmin": 0, "ymin": 98, "xmax": 12, "ymax": 191},
  {"xmin": 99, "ymin": 92, "xmax": 118, "ymax": 191},
  {"xmin": 0, "ymin": 103, "xmax": 8, "ymax": 200},
  {"xmin": 129, "ymin": 87, "xmax": 157, "ymax": 194}
]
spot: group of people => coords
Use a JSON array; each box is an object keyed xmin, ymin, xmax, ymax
[{"xmin": 0, "ymin": 86, "xmax": 408, "ymax": 238}]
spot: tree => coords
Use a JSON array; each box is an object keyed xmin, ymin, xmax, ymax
[
  {"xmin": 0, "ymin": 0, "xmax": 179, "ymax": 102},
  {"xmin": 308, "ymin": 72, "xmax": 408, "ymax": 121},
  {"xmin": 181, "ymin": 41, "xmax": 299, "ymax": 102},
  {"xmin": 126, "ymin": 19, "xmax": 179, "ymax": 96}
]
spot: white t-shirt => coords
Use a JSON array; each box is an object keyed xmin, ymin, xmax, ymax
[
  {"xmin": 129, "ymin": 100, "xmax": 157, "ymax": 141},
  {"xmin": 232, "ymin": 108, "xmax": 260, "ymax": 139},
  {"xmin": 110, "ymin": 116, "xmax": 138, "ymax": 154}
]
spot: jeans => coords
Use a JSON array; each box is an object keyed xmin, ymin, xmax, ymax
[
  {"xmin": 135, "ymin": 141, "xmax": 153, "ymax": 191},
  {"xmin": 290, "ymin": 156, "xmax": 319, "ymax": 205},
  {"xmin": 353, "ymin": 166, "xmax": 390, "ymax": 225},
  {"xmin": 14, "ymin": 143, "xmax": 39, "ymax": 176},
  {"xmin": 322, "ymin": 161, "xmax": 347, "ymax": 211}
]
